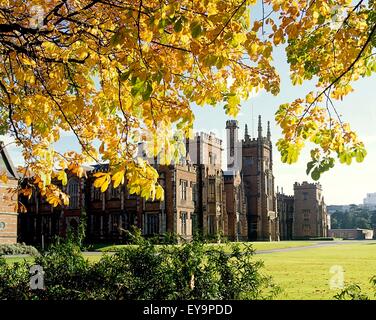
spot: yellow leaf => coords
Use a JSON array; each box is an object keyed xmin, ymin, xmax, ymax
[
  {"xmin": 0, "ymin": 172, "xmax": 8, "ymax": 184},
  {"xmin": 249, "ymin": 43, "xmax": 259, "ymax": 56},
  {"xmin": 156, "ymin": 185, "xmax": 164, "ymax": 201},
  {"xmin": 93, "ymin": 172, "xmax": 106, "ymax": 178},
  {"xmin": 61, "ymin": 193, "xmax": 69, "ymax": 206},
  {"xmin": 94, "ymin": 173, "xmax": 111, "ymax": 192},
  {"xmin": 101, "ymin": 178, "xmax": 110, "ymax": 193},
  {"xmin": 306, "ymin": 93, "xmax": 315, "ymax": 104},
  {"xmin": 273, "ymin": 28, "xmax": 283, "ymax": 45},
  {"xmin": 57, "ymin": 170, "xmax": 68, "ymax": 186},
  {"xmin": 112, "ymin": 170, "xmax": 125, "ymax": 188},
  {"xmin": 76, "ymin": 167, "xmax": 84, "ymax": 178},
  {"xmin": 25, "ymin": 115, "xmax": 32, "ymax": 126}
]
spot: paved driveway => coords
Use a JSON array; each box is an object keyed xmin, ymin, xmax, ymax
[{"xmin": 255, "ymin": 240, "xmax": 376, "ymax": 254}]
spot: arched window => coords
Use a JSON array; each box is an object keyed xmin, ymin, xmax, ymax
[{"xmin": 67, "ymin": 178, "xmax": 80, "ymax": 209}]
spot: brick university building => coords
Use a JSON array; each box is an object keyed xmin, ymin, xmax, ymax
[{"xmin": 0, "ymin": 118, "xmax": 329, "ymax": 245}]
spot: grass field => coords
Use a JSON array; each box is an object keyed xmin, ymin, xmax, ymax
[
  {"xmin": 3, "ymin": 241, "xmax": 376, "ymax": 300},
  {"xmin": 256, "ymin": 242, "xmax": 376, "ymax": 300},
  {"xmin": 95, "ymin": 241, "xmax": 315, "ymax": 252},
  {"xmin": 3, "ymin": 253, "xmax": 102, "ymax": 265}
]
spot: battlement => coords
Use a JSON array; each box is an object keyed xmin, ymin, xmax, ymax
[
  {"xmin": 277, "ymin": 193, "xmax": 294, "ymax": 199},
  {"xmin": 242, "ymin": 136, "xmax": 272, "ymax": 146},
  {"xmin": 195, "ymin": 131, "xmax": 222, "ymax": 146},
  {"xmin": 294, "ymin": 181, "xmax": 322, "ymax": 189}
]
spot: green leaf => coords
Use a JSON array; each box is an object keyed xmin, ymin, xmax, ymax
[
  {"xmin": 110, "ymin": 27, "xmax": 125, "ymax": 46},
  {"xmin": 131, "ymin": 80, "xmax": 145, "ymax": 97},
  {"xmin": 203, "ymin": 54, "xmax": 218, "ymax": 67},
  {"xmin": 355, "ymin": 148, "xmax": 367, "ymax": 163},
  {"xmin": 158, "ymin": 19, "xmax": 168, "ymax": 31},
  {"xmin": 174, "ymin": 18, "xmax": 183, "ymax": 33},
  {"xmin": 224, "ymin": 32, "xmax": 233, "ymax": 42},
  {"xmin": 142, "ymin": 81, "xmax": 153, "ymax": 101},
  {"xmin": 190, "ymin": 20, "xmax": 203, "ymax": 38},
  {"xmin": 306, "ymin": 161, "xmax": 316, "ymax": 175},
  {"xmin": 311, "ymin": 168, "xmax": 320, "ymax": 181},
  {"xmin": 153, "ymin": 70, "xmax": 163, "ymax": 84},
  {"xmin": 120, "ymin": 70, "xmax": 132, "ymax": 81},
  {"xmin": 318, "ymin": 14, "xmax": 326, "ymax": 24},
  {"xmin": 371, "ymin": 60, "xmax": 376, "ymax": 72},
  {"xmin": 285, "ymin": 144, "xmax": 300, "ymax": 164},
  {"xmin": 329, "ymin": 157, "xmax": 335, "ymax": 168}
]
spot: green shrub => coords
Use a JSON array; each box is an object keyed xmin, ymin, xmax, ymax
[
  {"xmin": 308, "ymin": 237, "xmax": 335, "ymax": 241},
  {"xmin": 0, "ymin": 234, "xmax": 280, "ymax": 300},
  {"xmin": 0, "ymin": 258, "xmax": 32, "ymax": 300},
  {"xmin": 0, "ymin": 243, "xmax": 39, "ymax": 256},
  {"xmin": 334, "ymin": 284, "xmax": 370, "ymax": 300},
  {"xmin": 334, "ymin": 276, "xmax": 376, "ymax": 300},
  {"xmin": 193, "ymin": 231, "xmax": 229, "ymax": 244}
]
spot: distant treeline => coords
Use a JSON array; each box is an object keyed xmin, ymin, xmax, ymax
[{"xmin": 331, "ymin": 205, "xmax": 376, "ymax": 230}]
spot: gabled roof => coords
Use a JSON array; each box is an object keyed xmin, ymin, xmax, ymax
[{"xmin": 0, "ymin": 141, "xmax": 18, "ymax": 179}]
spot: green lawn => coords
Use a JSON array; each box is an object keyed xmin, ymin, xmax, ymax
[
  {"xmin": 257, "ymin": 242, "xmax": 376, "ymax": 300},
  {"xmin": 222, "ymin": 241, "xmax": 316, "ymax": 252},
  {"xmin": 95, "ymin": 241, "xmax": 316, "ymax": 252},
  {"xmin": 3, "ymin": 253, "xmax": 103, "ymax": 265}
]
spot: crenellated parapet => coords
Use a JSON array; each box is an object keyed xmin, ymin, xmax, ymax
[{"xmin": 294, "ymin": 181, "xmax": 322, "ymax": 190}]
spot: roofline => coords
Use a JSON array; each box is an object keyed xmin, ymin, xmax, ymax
[{"xmin": 0, "ymin": 141, "xmax": 19, "ymax": 179}]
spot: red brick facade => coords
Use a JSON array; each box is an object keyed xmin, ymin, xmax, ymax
[{"xmin": 0, "ymin": 142, "xmax": 19, "ymax": 244}]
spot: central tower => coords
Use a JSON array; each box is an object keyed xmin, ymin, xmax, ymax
[{"xmin": 241, "ymin": 116, "xmax": 278, "ymax": 241}]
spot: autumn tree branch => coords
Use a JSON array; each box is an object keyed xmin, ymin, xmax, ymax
[{"xmin": 296, "ymin": 22, "xmax": 376, "ymax": 131}]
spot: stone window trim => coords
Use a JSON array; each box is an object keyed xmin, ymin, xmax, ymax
[
  {"xmin": 67, "ymin": 177, "xmax": 80, "ymax": 209},
  {"xmin": 145, "ymin": 212, "xmax": 159, "ymax": 235},
  {"xmin": 180, "ymin": 179, "xmax": 188, "ymax": 201},
  {"xmin": 180, "ymin": 211, "xmax": 188, "ymax": 236},
  {"xmin": 208, "ymin": 179, "xmax": 216, "ymax": 201}
]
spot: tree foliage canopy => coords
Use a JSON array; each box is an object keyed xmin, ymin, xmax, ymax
[
  {"xmin": 0, "ymin": 0, "xmax": 375, "ymax": 207},
  {"xmin": 331, "ymin": 205, "xmax": 376, "ymax": 230}
]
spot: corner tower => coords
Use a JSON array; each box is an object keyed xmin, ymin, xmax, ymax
[{"xmin": 293, "ymin": 182, "xmax": 328, "ymax": 239}]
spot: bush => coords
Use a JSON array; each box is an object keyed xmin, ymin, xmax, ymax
[
  {"xmin": 308, "ymin": 237, "xmax": 335, "ymax": 241},
  {"xmin": 334, "ymin": 277, "xmax": 376, "ymax": 300},
  {"xmin": 0, "ymin": 234, "xmax": 281, "ymax": 300},
  {"xmin": 193, "ymin": 231, "xmax": 229, "ymax": 244},
  {"xmin": 0, "ymin": 243, "xmax": 39, "ymax": 256},
  {"xmin": 0, "ymin": 258, "xmax": 32, "ymax": 300},
  {"xmin": 334, "ymin": 284, "xmax": 370, "ymax": 300}
]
